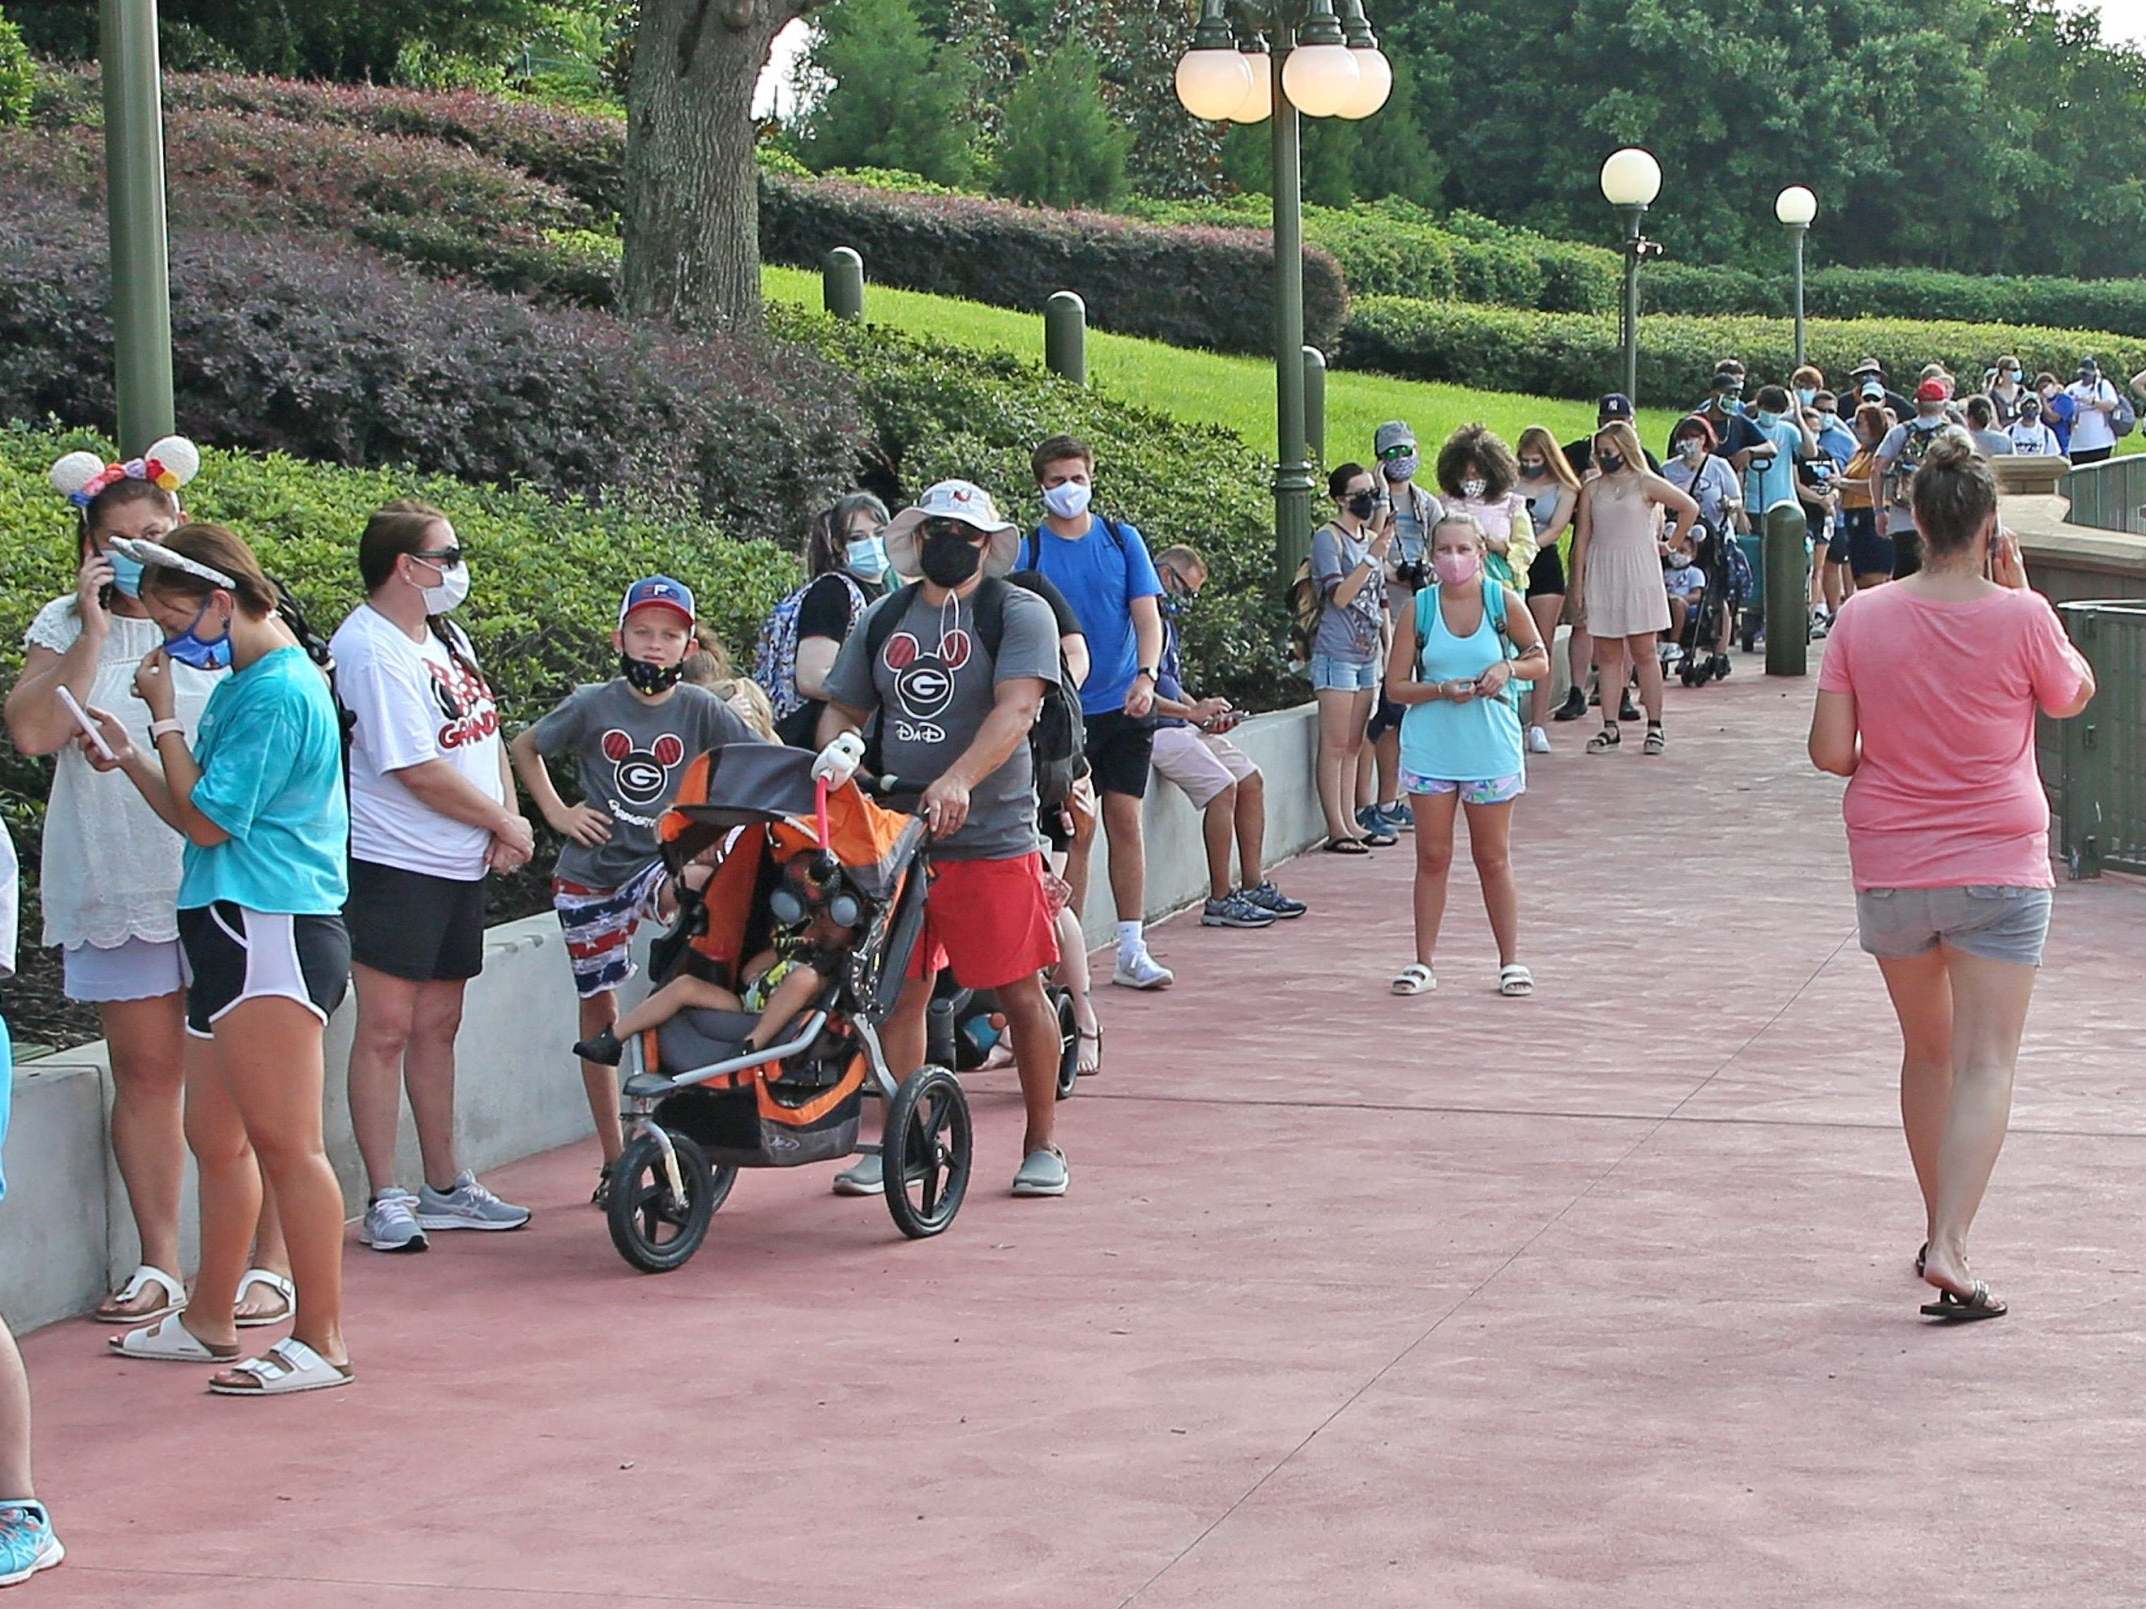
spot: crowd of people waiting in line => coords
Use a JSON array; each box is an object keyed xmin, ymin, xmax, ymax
[{"xmin": 0, "ymin": 344, "xmax": 2107, "ymax": 1578}]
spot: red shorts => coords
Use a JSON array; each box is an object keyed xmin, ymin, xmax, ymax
[{"xmin": 907, "ymin": 852, "xmax": 1061, "ymax": 991}]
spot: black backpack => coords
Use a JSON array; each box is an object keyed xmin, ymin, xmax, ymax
[{"xmin": 862, "ymin": 575, "xmax": 1086, "ymax": 811}]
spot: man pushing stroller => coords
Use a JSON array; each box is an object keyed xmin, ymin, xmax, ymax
[{"xmin": 813, "ymin": 480, "xmax": 1073, "ymax": 1199}]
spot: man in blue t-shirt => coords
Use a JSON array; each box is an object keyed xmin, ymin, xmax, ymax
[
  {"xmin": 1023, "ymin": 433, "xmax": 1172, "ymax": 991},
  {"xmin": 1741, "ymin": 384, "xmax": 1814, "ymax": 517}
]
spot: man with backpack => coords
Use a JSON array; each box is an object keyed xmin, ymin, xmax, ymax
[
  {"xmin": 1872, "ymin": 380, "xmax": 1955, "ymax": 579},
  {"xmin": 2064, "ymin": 356, "xmax": 2124, "ymax": 465},
  {"xmin": 1022, "ymin": 434, "xmax": 1175, "ymax": 991},
  {"xmin": 815, "ymin": 479, "xmax": 1072, "ymax": 1198}
]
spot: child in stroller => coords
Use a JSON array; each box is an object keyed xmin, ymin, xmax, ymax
[
  {"xmin": 1674, "ymin": 519, "xmax": 1743, "ymax": 686},
  {"xmin": 570, "ymin": 856, "xmax": 854, "ymax": 1068}
]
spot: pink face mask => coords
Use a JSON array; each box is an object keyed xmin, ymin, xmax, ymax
[{"xmin": 1433, "ymin": 548, "xmax": 1481, "ymax": 587}]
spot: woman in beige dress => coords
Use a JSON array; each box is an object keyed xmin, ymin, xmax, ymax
[{"xmin": 1569, "ymin": 421, "xmax": 1698, "ymax": 756}]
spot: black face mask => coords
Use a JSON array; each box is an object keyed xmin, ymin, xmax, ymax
[
  {"xmin": 920, "ymin": 528, "xmax": 984, "ymax": 588},
  {"xmin": 1598, "ymin": 451, "xmax": 1626, "ymax": 475},
  {"xmin": 1345, "ymin": 490, "xmax": 1379, "ymax": 521},
  {"xmin": 620, "ymin": 654, "xmax": 685, "ymax": 694}
]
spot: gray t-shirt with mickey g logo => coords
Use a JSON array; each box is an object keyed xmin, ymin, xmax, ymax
[
  {"xmin": 824, "ymin": 581, "xmax": 1062, "ymax": 862},
  {"xmin": 528, "ymin": 679, "xmax": 752, "ymax": 888}
]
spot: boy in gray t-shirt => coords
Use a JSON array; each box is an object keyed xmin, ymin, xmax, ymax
[{"xmin": 508, "ymin": 576, "xmax": 754, "ymax": 1199}]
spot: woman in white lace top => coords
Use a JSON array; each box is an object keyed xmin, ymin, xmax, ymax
[{"xmin": 4, "ymin": 444, "xmax": 292, "ymax": 1329}]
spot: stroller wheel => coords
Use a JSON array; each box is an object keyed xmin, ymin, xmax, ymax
[
  {"xmin": 883, "ymin": 1065, "xmax": 972, "ymax": 1240},
  {"xmin": 1712, "ymin": 653, "xmax": 1732, "ymax": 681},
  {"xmin": 608, "ymin": 1131, "xmax": 729, "ymax": 1274},
  {"xmin": 1053, "ymin": 989, "xmax": 1080, "ymax": 1101}
]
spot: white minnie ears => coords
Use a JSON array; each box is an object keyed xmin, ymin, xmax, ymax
[
  {"xmin": 47, "ymin": 435, "xmax": 203, "ymax": 509},
  {"xmin": 106, "ymin": 536, "xmax": 237, "ymax": 590}
]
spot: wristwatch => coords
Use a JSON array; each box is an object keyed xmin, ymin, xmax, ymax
[
  {"xmin": 147, "ymin": 718, "xmax": 185, "ymax": 742},
  {"xmin": 1137, "ymin": 666, "xmax": 1158, "ymax": 682}
]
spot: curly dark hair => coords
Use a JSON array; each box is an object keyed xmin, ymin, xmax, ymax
[{"xmin": 1434, "ymin": 423, "xmax": 1518, "ymax": 502}]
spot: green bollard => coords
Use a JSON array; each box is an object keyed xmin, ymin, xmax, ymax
[
  {"xmin": 1763, "ymin": 501, "xmax": 1809, "ymax": 677},
  {"xmin": 823, "ymin": 247, "xmax": 864, "ymax": 321},
  {"xmin": 1301, "ymin": 345, "xmax": 1327, "ymax": 467},
  {"xmin": 1045, "ymin": 291, "xmax": 1087, "ymax": 385}
]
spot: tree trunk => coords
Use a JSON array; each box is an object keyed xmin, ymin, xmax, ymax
[{"xmin": 623, "ymin": 0, "xmax": 803, "ymax": 329}]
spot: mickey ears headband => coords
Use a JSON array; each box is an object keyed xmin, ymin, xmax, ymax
[
  {"xmin": 106, "ymin": 536, "xmax": 237, "ymax": 590},
  {"xmin": 48, "ymin": 436, "xmax": 202, "ymax": 510}
]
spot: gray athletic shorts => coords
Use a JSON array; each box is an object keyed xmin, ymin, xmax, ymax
[{"xmin": 1855, "ymin": 885, "xmax": 2053, "ymax": 967}]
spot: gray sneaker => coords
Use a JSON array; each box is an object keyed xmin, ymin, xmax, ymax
[
  {"xmin": 360, "ymin": 1189, "xmax": 428, "ymax": 1253},
  {"xmin": 415, "ymin": 1172, "xmax": 531, "ymax": 1232},
  {"xmin": 831, "ymin": 1154, "xmax": 883, "ymax": 1196},
  {"xmin": 1011, "ymin": 1146, "xmax": 1068, "ymax": 1198},
  {"xmin": 1201, "ymin": 891, "xmax": 1277, "ymax": 928}
]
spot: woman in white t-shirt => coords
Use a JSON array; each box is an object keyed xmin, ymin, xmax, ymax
[
  {"xmin": 2064, "ymin": 360, "xmax": 2121, "ymax": 465},
  {"xmin": 4, "ymin": 443, "xmax": 292, "ymax": 1328},
  {"xmin": 328, "ymin": 502, "xmax": 535, "ymax": 1253}
]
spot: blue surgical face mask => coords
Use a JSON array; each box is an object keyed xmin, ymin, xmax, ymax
[
  {"xmin": 164, "ymin": 600, "xmax": 233, "ymax": 671},
  {"xmin": 1795, "ymin": 387, "xmax": 1816, "ymax": 406},
  {"xmin": 1756, "ymin": 410, "xmax": 1781, "ymax": 428},
  {"xmin": 846, "ymin": 535, "xmax": 888, "ymax": 581},
  {"xmin": 103, "ymin": 546, "xmax": 146, "ymax": 598}
]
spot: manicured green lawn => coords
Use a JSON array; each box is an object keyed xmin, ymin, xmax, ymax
[{"xmin": 765, "ymin": 267, "xmax": 1688, "ymax": 467}]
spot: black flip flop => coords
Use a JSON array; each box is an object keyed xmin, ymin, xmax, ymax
[
  {"xmin": 1920, "ymin": 1280, "xmax": 2007, "ymax": 1322},
  {"xmin": 1323, "ymin": 837, "xmax": 1370, "ymax": 855}
]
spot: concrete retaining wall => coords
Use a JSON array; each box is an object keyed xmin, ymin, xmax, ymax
[{"xmin": 4, "ymin": 703, "xmax": 1338, "ymax": 1332}]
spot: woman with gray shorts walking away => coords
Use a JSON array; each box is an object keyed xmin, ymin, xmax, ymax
[{"xmin": 1807, "ymin": 432, "xmax": 2096, "ymax": 1322}]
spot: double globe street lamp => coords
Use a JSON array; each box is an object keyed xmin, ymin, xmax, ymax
[{"xmin": 1176, "ymin": 0, "xmax": 1392, "ymax": 584}]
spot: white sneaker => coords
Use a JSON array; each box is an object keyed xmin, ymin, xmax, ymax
[
  {"xmin": 1526, "ymin": 725, "xmax": 1551, "ymax": 755},
  {"xmin": 1112, "ymin": 948, "xmax": 1174, "ymax": 990}
]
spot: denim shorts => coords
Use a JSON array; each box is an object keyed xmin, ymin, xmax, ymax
[
  {"xmin": 1308, "ymin": 653, "xmax": 1380, "ymax": 693},
  {"xmin": 1856, "ymin": 885, "xmax": 2053, "ymax": 967}
]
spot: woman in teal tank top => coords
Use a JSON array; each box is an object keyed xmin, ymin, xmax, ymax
[{"xmin": 1383, "ymin": 513, "xmax": 1552, "ymax": 999}]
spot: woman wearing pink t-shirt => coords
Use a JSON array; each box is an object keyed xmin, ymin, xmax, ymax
[{"xmin": 1809, "ymin": 432, "xmax": 2095, "ymax": 1324}]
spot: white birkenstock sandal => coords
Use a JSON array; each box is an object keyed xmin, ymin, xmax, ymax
[
  {"xmin": 1499, "ymin": 963, "xmax": 1536, "ymax": 997},
  {"xmin": 94, "ymin": 1263, "xmax": 186, "ymax": 1324},
  {"xmin": 1390, "ymin": 963, "xmax": 1436, "ymax": 996},
  {"xmin": 208, "ymin": 1338, "xmax": 353, "ymax": 1397},
  {"xmin": 234, "ymin": 1268, "xmax": 296, "ymax": 1329},
  {"xmin": 109, "ymin": 1312, "xmax": 239, "ymax": 1364}
]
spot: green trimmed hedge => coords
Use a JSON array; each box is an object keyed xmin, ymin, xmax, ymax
[
  {"xmin": 0, "ymin": 424, "xmax": 797, "ymax": 1051},
  {"xmin": 1650, "ymin": 260, "xmax": 2146, "ymax": 345},
  {"xmin": 758, "ymin": 175, "xmax": 1349, "ymax": 357},
  {"xmin": 0, "ymin": 13, "xmax": 32, "ymax": 128},
  {"xmin": 1341, "ymin": 296, "xmax": 2146, "ymax": 403}
]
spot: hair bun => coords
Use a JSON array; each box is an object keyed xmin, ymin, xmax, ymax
[
  {"xmin": 141, "ymin": 435, "xmax": 201, "ymax": 491},
  {"xmin": 48, "ymin": 450, "xmax": 106, "ymax": 502}
]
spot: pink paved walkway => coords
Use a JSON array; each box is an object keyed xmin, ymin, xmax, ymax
[{"xmin": 21, "ymin": 661, "xmax": 2146, "ymax": 1608}]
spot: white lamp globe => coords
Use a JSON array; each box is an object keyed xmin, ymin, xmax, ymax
[
  {"xmin": 1775, "ymin": 185, "xmax": 1817, "ymax": 227},
  {"xmin": 1229, "ymin": 54, "xmax": 1274, "ymax": 123},
  {"xmin": 1281, "ymin": 41, "xmax": 1359, "ymax": 119},
  {"xmin": 1175, "ymin": 48, "xmax": 1255, "ymax": 122},
  {"xmin": 1599, "ymin": 146, "xmax": 1662, "ymax": 208},
  {"xmin": 1336, "ymin": 47, "xmax": 1391, "ymax": 119}
]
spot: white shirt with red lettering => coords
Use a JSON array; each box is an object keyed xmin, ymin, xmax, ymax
[{"xmin": 329, "ymin": 604, "xmax": 504, "ymax": 881}]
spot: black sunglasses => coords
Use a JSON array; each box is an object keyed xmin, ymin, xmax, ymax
[
  {"xmin": 412, "ymin": 547, "xmax": 465, "ymax": 568},
  {"xmin": 920, "ymin": 518, "xmax": 984, "ymax": 543}
]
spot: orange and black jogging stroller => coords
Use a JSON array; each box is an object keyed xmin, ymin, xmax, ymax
[{"xmin": 605, "ymin": 742, "xmax": 971, "ymax": 1272}]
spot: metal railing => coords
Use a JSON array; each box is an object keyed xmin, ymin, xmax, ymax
[
  {"xmin": 2059, "ymin": 456, "xmax": 2146, "ymax": 535},
  {"xmin": 2056, "ymin": 600, "xmax": 2146, "ymax": 879}
]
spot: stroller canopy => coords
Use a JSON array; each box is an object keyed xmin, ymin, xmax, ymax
[{"xmin": 659, "ymin": 742, "xmax": 923, "ymax": 900}]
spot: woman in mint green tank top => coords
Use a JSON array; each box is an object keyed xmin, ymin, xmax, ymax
[{"xmin": 1382, "ymin": 513, "xmax": 1551, "ymax": 1000}]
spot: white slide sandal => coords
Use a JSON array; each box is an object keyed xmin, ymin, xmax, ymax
[
  {"xmin": 1499, "ymin": 964, "xmax": 1536, "ymax": 997},
  {"xmin": 1390, "ymin": 963, "xmax": 1437, "ymax": 996},
  {"xmin": 234, "ymin": 1268, "xmax": 296, "ymax": 1329},
  {"xmin": 93, "ymin": 1263, "xmax": 186, "ymax": 1324},
  {"xmin": 109, "ymin": 1312, "xmax": 239, "ymax": 1364},
  {"xmin": 208, "ymin": 1338, "xmax": 353, "ymax": 1397}
]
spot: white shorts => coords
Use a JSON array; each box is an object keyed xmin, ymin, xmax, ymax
[
  {"xmin": 63, "ymin": 936, "xmax": 187, "ymax": 1004},
  {"xmin": 1150, "ymin": 725, "xmax": 1259, "ymax": 810}
]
